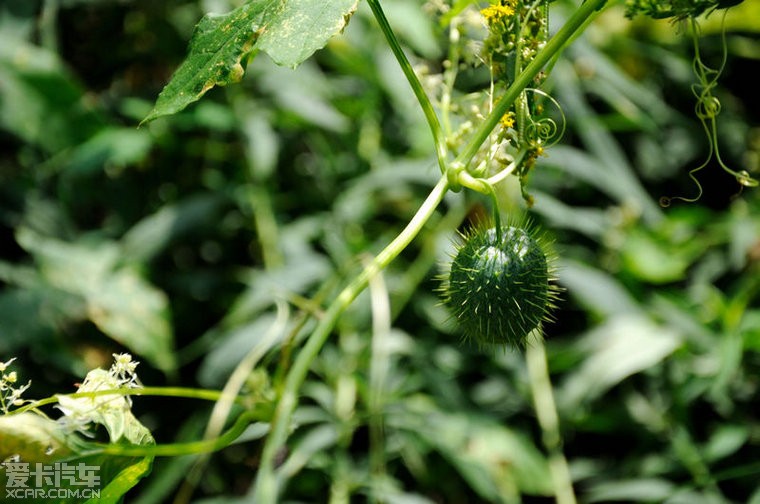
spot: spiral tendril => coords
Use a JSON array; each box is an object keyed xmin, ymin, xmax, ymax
[
  {"xmin": 660, "ymin": 14, "xmax": 757, "ymax": 206},
  {"xmin": 660, "ymin": 13, "xmax": 758, "ymax": 207},
  {"xmin": 523, "ymin": 88, "xmax": 566, "ymax": 148}
]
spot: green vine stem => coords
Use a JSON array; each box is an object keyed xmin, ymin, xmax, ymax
[
  {"xmin": 11, "ymin": 386, "xmax": 244, "ymax": 415},
  {"xmin": 252, "ymin": 176, "xmax": 449, "ymax": 503},
  {"xmin": 87, "ymin": 409, "xmax": 260, "ymax": 458},
  {"xmin": 366, "ymin": 0, "xmax": 448, "ymax": 172},
  {"xmin": 456, "ymin": 0, "xmax": 608, "ymax": 171}
]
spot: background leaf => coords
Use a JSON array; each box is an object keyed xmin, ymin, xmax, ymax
[
  {"xmin": 558, "ymin": 314, "xmax": 683, "ymax": 412},
  {"xmin": 15, "ymin": 228, "xmax": 176, "ymax": 373}
]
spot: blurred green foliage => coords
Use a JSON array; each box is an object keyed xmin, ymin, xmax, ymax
[{"xmin": 1, "ymin": 0, "xmax": 759, "ymax": 502}]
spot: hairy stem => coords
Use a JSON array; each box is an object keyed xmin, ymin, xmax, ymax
[{"xmin": 252, "ymin": 176, "xmax": 450, "ymax": 503}]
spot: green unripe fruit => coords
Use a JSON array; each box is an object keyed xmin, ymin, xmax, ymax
[{"xmin": 441, "ymin": 221, "xmax": 558, "ymax": 348}]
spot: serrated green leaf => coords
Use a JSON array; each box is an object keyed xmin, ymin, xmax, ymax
[
  {"xmin": 141, "ymin": 0, "xmax": 359, "ymax": 124},
  {"xmin": 258, "ymin": 0, "xmax": 359, "ymax": 67},
  {"xmin": 140, "ymin": 1, "xmax": 278, "ymax": 125}
]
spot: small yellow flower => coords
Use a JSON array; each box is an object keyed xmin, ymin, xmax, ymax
[
  {"xmin": 480, "ymin": 4, "xmax": 515, "ymax": 22},
  {"xmin": 500, "ymin": 112, "xmax": 515, "ymax": 129}
]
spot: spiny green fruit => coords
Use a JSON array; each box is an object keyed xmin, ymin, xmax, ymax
[{"xmin": 441, "ymin": 220, "xmax": 559, "ymax": 348}]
